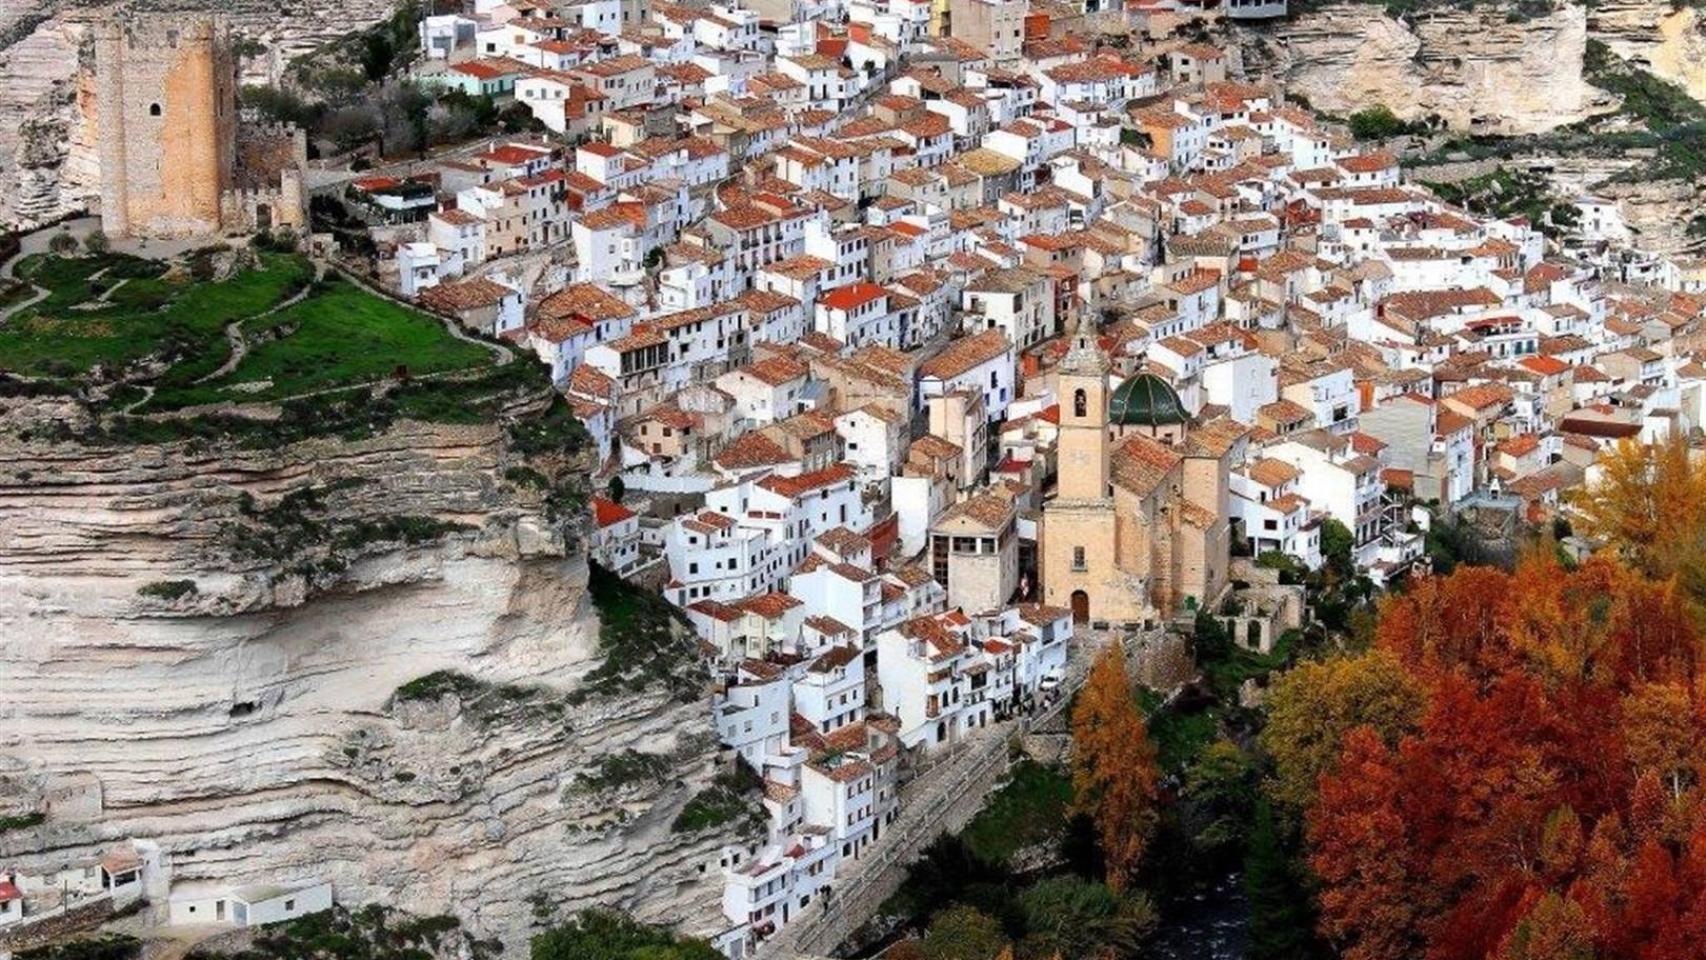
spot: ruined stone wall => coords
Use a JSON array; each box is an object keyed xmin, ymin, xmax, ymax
[{"xmin": 94, "ymin": 16, "xmax": 237, "ymax": 238}]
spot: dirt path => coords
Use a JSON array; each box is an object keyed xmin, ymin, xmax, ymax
[
  {"xmin": 195, "ymin": 261, "xmax": 327, "ymax": 385},
  {"xmin": 0, "ymin": 281, "xmax": 48, "ymax": 323}
]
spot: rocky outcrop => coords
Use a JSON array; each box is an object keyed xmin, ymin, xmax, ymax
[
  {"xmin": 1590, "ymin": 0, "xmax": 1706, "ymax": 104},
  {"xmin": 0, "ymin": 411, "xmax": 728, "ymax": 952},
  {"xmin": 1598, "ymin": 177, "xmax": 1706, "ymax": 257},
  {"xmin": 0, "ymin": 17, "xmax": 88, "ymax": 228},
  {"xmin": 1236, "ymin": 3, "xmax": 1616, "ymax": 134}
]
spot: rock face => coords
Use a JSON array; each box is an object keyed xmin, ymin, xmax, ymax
[
  {"xmin": 0, "ymin": 411, "xmax": 727, "ymax": 951},
  {"xmin": 1590, "ymin": 0, "xmax": 1706, "ymax": 104},
  {"xmin": 0, "ymin": 18, "xmax": 88, "ymax": 228},
  {"xmin": 1236, "ymin": 3, "xmax": 1615, "ymax": 134}
]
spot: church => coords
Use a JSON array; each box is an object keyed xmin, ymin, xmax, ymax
[{"xmin": 1038, "ymin": 317, "xmax": 1248, "ymax": 627}]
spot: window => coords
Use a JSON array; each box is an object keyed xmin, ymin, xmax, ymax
[
  {"xmin": 149, "ymin": 102, "xmax": 162, "ymax": 117},
  {"xmin": 1073, "ymin": 546, "xmax": 1086, "ymax": 571}
]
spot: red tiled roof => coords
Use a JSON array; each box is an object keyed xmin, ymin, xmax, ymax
[
  {"xmin": 819, "ymin": 282, "xmax": 888, "ymax": 312},
  {"xmin": 591, "ymin": 496, "xmax": 635, "ymax": 528}
]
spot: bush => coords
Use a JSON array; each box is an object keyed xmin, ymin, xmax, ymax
[
  {"xmin": 83, "ymin": 232, "xmax": 110, "ymax": 255},
  {"xmin": 1347, "ymin": 104, "xmax": 1411, "ymax": 141},
  {"xmin": 48, "ymin": 232, "xmax": 78, "ymax": 255},
  {"xmin": 137, "ymin": 579, "xmax": 198, "ymax": 601},
  {"xmin": 0, "ymin": 811, "xmax": 45, "ymax": 832},
  {"xmin": 18, "ymin": 936, "xmax": 140, "ymax": 960},
  {"xmin": 532, "ymin": 910, "xmax": 722, "ymax": 960}
]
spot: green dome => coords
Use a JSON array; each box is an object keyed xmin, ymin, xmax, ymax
[{"xmin": 1109, "ymin": 373, "xmax": 1189, "ymax": 428}]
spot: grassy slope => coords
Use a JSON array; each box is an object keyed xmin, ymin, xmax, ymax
[
  {"xmin": 960, "ymin": 759, "xmax": 1075, "ymax": 865},
  {"xmin": 154, "ymin": 276, "xmax": 491, "ymax": 407},
  {"xmin": 0, "ymin": 251, "xmax": 491, "ymax": 410},
  {"xmin": 1, "ymin": 254, "xmax": 309, "ymax": 379}
]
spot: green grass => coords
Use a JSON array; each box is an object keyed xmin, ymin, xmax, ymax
[
  {"xmin": 960, "ymin": 759, "xmax": 1074, "ymax": 865},
  {"xmin": 0, "ymin": 253, "xmax": 307, "ymax": 382},
  {"xmin": 0, "ymin": 251, "xmax": 489, "ymax": 413},
  {"xmin": 151, "ymin": 275, "xmax": 489, "ymax": 407}
]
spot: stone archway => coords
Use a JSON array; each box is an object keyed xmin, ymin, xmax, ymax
[{"xmin": 1071, "ymin": 589, "xmax": 1090, "ymax": 624}]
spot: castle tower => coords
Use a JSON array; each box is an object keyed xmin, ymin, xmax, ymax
[
  {"xmin": 1055, "ymin": 312, "xmax": 1110, "ymax": 502},
  {"xmin": 94, "ymin": 16, "xmax": 238, "ymax": 239}
]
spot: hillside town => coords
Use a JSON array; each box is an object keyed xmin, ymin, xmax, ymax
[
  {"xmin": 9, "ymin": 0, "xmax": 1706, "ymax": 957},
  {"xmin": 319, "ymin": 0, "xmax": 1706, "ymax": 954}
]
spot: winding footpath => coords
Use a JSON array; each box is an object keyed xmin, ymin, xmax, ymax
[{"xmin": 195, "ymin": 260, "xmax": 328, "ymax": 384}]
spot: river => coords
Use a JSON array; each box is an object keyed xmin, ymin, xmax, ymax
[{"xmin": 1150, "ymin": 871, "xmax": 1249, "ymax": 960}]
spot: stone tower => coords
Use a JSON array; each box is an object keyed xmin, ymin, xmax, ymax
[
  {"xmin": 94, "ymin": 16, "xmax": 238, "ymax": 239},
  {"xmin": 1055, "ymin": 312, "xmax": 1111, "ymax": 501}
]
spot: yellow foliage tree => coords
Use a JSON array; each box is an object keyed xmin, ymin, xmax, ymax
[
  {"xmin": 1260, "ymin": 648, "xmax": 1427, "ymax": 815},
  {"xmin": 1569, "ymin": 435, "xmax": 1706, "ymax": 579},
  {"xmin": 1070, "ymin": 645, "xmax": 1160, "ymax": 893}
]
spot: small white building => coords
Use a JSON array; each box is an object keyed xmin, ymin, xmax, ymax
[
  {"xmin": 168, "ymin": 879, "xmax": 332, "ymax": 928},
  {"xmin": 590, "ymin": 496, "xmax": 643, "ymax": 575},
  {"xmin": 397, "ymin": 242, "xmax": 441, "ymax": 298}
]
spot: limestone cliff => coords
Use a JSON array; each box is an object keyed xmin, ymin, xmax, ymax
[
  {"xmin": 0, "ymin": 401, "xmax": 728, "ymax": 951},
  {"xmin": 1235, "ymin": 3, "xmax": 1616, "ymax": 134},
  {"xmin": 1589, "ymin": 0, "xmax": 1706, "ymax": 105}
]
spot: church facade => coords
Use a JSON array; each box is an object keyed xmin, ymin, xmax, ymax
[{"xmin": 1039, "ymin": 320, "xmax": 1247, "ymax": 627}]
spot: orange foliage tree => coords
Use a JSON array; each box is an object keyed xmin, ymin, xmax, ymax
[
  {"xmin": 1303, "ymin": 549, "xmax": 1706, "ymax": 960},
  {"xmin": 1070, "ymin": 644, "xmax": 1161, "ymax": 893}
]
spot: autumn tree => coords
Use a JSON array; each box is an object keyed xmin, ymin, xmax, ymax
[
  {"xmin": 1497, "ymin": 892, "xmax": 1596, "ymax": 960},
  {"xmin": 1569, "ymin": 435, "xmax": 1706, "ymax": 580},
  {"xmin": 1623, "ymin": 681, "xmax": 1703, "ymax": 799},
  {"xmin": 1071, "ymin": 645, "xmax": 1161, "ymax": 892},
  {"xmin": 1307, "ymin": 727, "xmax": 1427, "ymax": 960},
  {"xmin": 1260, "ymin": 648, "xmax": 1426, "ymax": 814},
  {"xmin": 1296, "ymin": 555, "xmax": 1706, "ymax": 960}
]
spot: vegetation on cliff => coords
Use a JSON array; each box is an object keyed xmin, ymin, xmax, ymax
[
  {"xmin": 186, "ymin": 904, "xmax": 497, "ymax": 960},
  {"xmin": 1409, "ymin": 38, "xmax": 1706, "ymax": 189},
  {"xmin": 577, "ymin": 559, "xmax": 708, "ymax": 703},
  {"xmin": 530, "ymin": 910, "xmax": 720, "ymax": 960},
  {"xmin": 672, "ymin": 763, "xmax": 767, "ymax": 835},
  {"xmin": 17, "ymin": 936, "xmax": 141, "ymax": 960},
  {"xmin": 222, "ymin": 479, "xmax": 474, "ymax": 577}
]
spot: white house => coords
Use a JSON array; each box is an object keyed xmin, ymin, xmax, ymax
[
  {"xmin": 918, "ymin": 329, "xmax": 1016, "ymax": 422},
  {"xmin": 168, "ymin": 879, "xmax": 333, "ymax": 928}
]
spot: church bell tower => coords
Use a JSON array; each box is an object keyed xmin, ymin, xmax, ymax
[{"xmin": 1056, "ymin": 313, "xmax": 1110, "ymax": 501}]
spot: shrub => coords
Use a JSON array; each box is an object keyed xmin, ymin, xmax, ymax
[
  {"xmin": 83, "ymin": 232, "xmax": 110, "ymax": 255},
  {"xmin": 1347, "ymin": 104, "xmax": 1411, "ymax": 141},
  {"xmin": 0, "ymin": 811, "xmax": 45, "ymax": 833},
  {"xmin": 48, "ymin": 232, "xmax": 78, "ymax": 255},
  {"xmin": 137, "ymin": 579, "xmax": 199, "ymax": 601}
]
